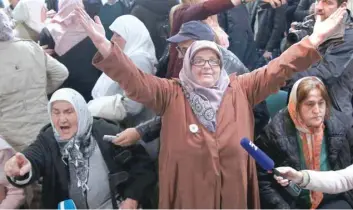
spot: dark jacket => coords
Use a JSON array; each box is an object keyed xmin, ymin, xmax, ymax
[
  {"xmin": 131, "ymin": 0, "xmax": 179, "ymax": 59},
  {"xmin": 293, "ymin": 0, "xmax": 315, "ymax": 22},
  {"xmin": 247, "ymin": 1, "xmax": 286, "ymax": 52},
  {"xmin": 218, "ymin": 4, "xmax": 258, "ymax": 70},
  {"xmin": 39, "ymin": 28, "xmax": 102, "ymax": 102},
  {"xmin": 255, "ymin": 109, "xmax": 353, "ymax": 209},
  {"xmin": 9, "ymin": 119, "xmax": 157, "ymax": 209},
  {"xmin": 286, "ymin": 14, "xmax": 353, "ymax": 126}
]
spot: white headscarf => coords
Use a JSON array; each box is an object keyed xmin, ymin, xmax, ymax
[
  {"xmin": 12, "ymin": 0, "xmax": 46, "ymax": 33},
  {"xmin": 91, "ymin": 15, "xmax": 157, "ymax": 98},
  {"xmin": 48, "ymin": 88, "xmax": 95, "ymax": 193}
]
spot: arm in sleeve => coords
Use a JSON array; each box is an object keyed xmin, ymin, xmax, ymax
[
  {"xmin": 93, "ymin": 43, "xmax": 175, "ymax": 115},
  {"xmin": 265, "ymin": 6, "xmax": 287, "ymax": 52},
  {"xmin": 135, "ymin": 116, "xmax": 162, "ymax": 143},
  {"xmin": 45, "ymin": 53, "xmax": 69, "ymax": 94},
  {"xmin": 177, "ymin": 0, "xmax": 236, "ymax": 24},
  {"xmin": 7, "ymin": 137, "xmax": 46, "ymax": 188},
  {"xmin": 293, "ymin": 0, "xmax": 311, "ymax": 21},
  {"xmin": 123, "ymin": 144, "xmax": 157, "ymax": 202},
  {"xmin": 237, "ymin": 37, "xmax": 321, "ymax": 106},
  {"xmin": 286, "ymin": 42, "xmax": 353, "ymax": 87},
  {"xmin": 254, "ymin": 130, "xmax": 291, "ymax": 208},
  {"xmin": 304, "ymin": 164, "xmax": 353, "ymax": 194}
]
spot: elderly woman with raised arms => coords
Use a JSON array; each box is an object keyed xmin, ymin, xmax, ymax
[{"xmin": 74, "ymin": 4, "xmax": 346, "ymax": 209}]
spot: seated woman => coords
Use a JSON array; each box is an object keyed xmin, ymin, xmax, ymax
[
  {"xmin": 39, "ymin": 0, "xmax": 103, "ymax": 101},
  {"xmin": 4, "ymin": 88, "xmax": 156, "ymax": 209},
  {"xmin": 0, "ymin": 136, "xmax": 25, "ymax": 209},
  {"xmin": 12, "ymin": 0, "xmax": 47, "ymax": 41},
  {"xmin": 75, "ymin": 5, "xmax": 345, "ymax": 208},
  {"xmin": 255, "ymin": 77, "xmax": 353, "ymax": 209}
]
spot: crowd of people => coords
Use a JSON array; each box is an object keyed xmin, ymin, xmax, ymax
[{"xmin": 0, "ymin": 0, "xmax": 352, "ymax": 209}]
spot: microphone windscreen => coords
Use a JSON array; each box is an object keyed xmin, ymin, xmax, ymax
[
  {"xmin": 58, "ymin": 199, "xmax": 77, "ymax": 210},
  {"xmin": 240, "ymin": 137, "xmax": 275, "ymax": 170}
]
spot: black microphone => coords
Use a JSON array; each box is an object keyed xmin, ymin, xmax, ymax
[{"xmin": 240, "ymin": 138, "xmax": 302, "ymax": 197}]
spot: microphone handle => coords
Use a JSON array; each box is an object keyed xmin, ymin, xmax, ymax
[{"xmin": 273, "ymin": 168, "xmax": 302, "ymax": 197}]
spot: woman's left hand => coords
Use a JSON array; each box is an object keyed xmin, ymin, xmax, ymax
[
  {"xmin": 119, "ymin": 198, "xmax": 138, "ymax": 209},
  {"xmin": 309, "ymin": 6, "xmax": 347, "ymax": 47}
]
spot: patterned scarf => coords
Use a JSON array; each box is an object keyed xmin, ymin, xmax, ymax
[
  {"xmin": 48, "ymin": 88, "xmax": 96, "ymax": 194},
  {"xmin": 179, "ymin": 40, "xmax": 229, "ymax": 132},
  {"xmin": 288, "ymin": 77, "xmax": 325, "ymax": 209},
  {"xmin": 0, "ymin": 10, "xmax": 14, "ymax": 41}
]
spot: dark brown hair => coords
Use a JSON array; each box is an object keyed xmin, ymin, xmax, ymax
[{"xmin": 296, "ymin": 77, "xmax": 331, "ymax": 119}]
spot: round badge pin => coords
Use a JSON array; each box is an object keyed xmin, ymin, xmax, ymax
[{"xmin": 189, "ymin": 124, "xmax": 199, "ymax": 133}]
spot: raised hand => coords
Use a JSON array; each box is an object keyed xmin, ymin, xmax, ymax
[
  {"xmin": 309, "ymin": 6, "xmax": 347, "ymax": 47},
  {"xmin": 4, "ymin": 153, "xmax": 32, "ymax": 177},
  {"xmin": 273, "ymin": 167, "xmax": 303, "ymax": 186},
  {"xmin": 74, "ymin": 7, "xmax": 106, "ymax": 45}
]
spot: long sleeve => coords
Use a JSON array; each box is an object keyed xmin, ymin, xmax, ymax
[
  {"xmin": 265, "ymin": 6, "xmax": 286, "ymax": 52},
  {"xmin": 45, "ymin": 53, "xmax": 69, "ymax": 94},
  {"xmin": 93, "ymin": 43, "xmax": 175, "ymax": 116},
  {"xmin": 237, "ymin": 37, "xmax": 320, "ymax": 106},
  {"xmin": 293, "ymin": 0, "xmax": 312, "ymax": 21},
  {"xmin": 8, "ymin": 138, "xmax": 46, "ymax": 188},
  {"xmin": 304, "ymin": 164, "xmax": 353, "ymax": 194},
  {"xmin": 135, "ymin": 116, "xmax": 162, "ymax": 143},
  {"xmin": 286, "ymin": 40, "xmax": 353, "ymax": 87},
  {"xmin": 174, "ymin": 0, "xmax": 236, "ymax": 30}
]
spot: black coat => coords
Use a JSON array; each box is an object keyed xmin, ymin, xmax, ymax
[
  {"xmin": 255, "ymin": 109, "xmax": 353, "ymax": 209},
  {"xmin": 218, "ymin": 5, "xmax": 258, "ymax": 70},
  {"xmin": 39, "ymin": 28, "xmax": 102, "ymax": 102},
  {"xmin": 9, "ymin": 119, "xmax": 157, "ymax": 209}
]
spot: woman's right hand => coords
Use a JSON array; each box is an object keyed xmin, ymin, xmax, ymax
[
  {"xmin": 273, "ymin": 167, "xmax": 303, "ymax": 186},
  {"xmin": 74, "ymin": 7, "xmax": 106, "ymax": 46},
  {"xmin": 4, "ymin": 153, "xmax": 32, "ymax": 177},
  {"xmin": 112, "ymin": 128, "xmax": 141, "ymax": 147}
]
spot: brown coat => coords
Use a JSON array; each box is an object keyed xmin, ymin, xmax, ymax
[{"xmin": 93, "ymin": 38, "xmax": 320, "ymax": 209}]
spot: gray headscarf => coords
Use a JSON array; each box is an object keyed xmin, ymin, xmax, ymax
[
  {"xmin": 48, "ymin": 88, "xmax": 96, "ymax": 193},
  {"xmin": 0, "ymin": 10, "xmax": 14, "ymax": 41},
  {"xmin": 179, "ymin": 40, "xmax": 230, "ymax": 132}
]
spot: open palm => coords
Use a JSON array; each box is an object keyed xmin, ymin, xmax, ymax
[
  {"xmin": 75, "ymin": 7, "xmax": 106, "ymax": 45},
  {"xmin": 313, "ymin": 7, "xmax": 346, "ymax": 43}
]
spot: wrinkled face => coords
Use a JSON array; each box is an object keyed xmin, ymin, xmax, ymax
[
  {"xmin": 176, "ymin": 39, "xmax": 194, "ymax": 58},
  {"xmin": 51, "ymin": 101, "xmax": 78, "ymax": 140},
  {"xmin": 111, "ymin": 33, "xmax": 126, "ymax": 50},
  {"xmin": 298, "ymin": 89, "xmax": 326, "ymax": 128},
  {"xmin": 191, "ymin": 49, "xmax": 221, "ymax": 88},
  {"xmin": 315, "ymin": 0, "xmax": 343, "ymax": 20}
]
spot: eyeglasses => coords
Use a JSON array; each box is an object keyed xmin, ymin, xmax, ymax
[
  {"xmin": 191, "ymin": 59, "xmax": 221, "ymax": 67},
  {"xmin": 176, "ymin": 45, "xmax": 188, "ymax": 56}
]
